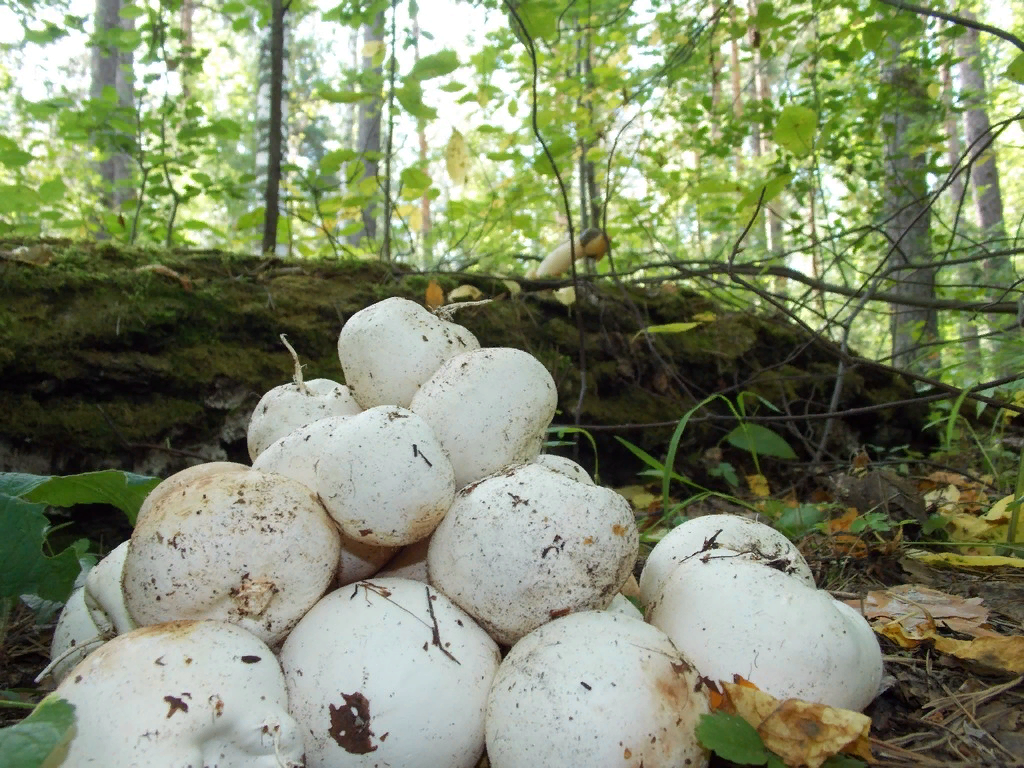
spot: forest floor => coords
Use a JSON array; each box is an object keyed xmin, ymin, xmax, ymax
[{"xmin": 2, "ymin": 476, "xmax": 1022, "ymax": 767}]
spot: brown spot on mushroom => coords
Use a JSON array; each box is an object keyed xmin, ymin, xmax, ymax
[
  {"xmin": 549, "ymin": 607, "xmax": 571, "ymax": 619},
  {"xmin": 327, "ymin": 692, "xmax": 378, "ymax": 754},
  {"xmin": 612, "ymin": 524, "xmax": 627, "ymax": 536},
  {"xmin": 164, "ymin": 694, "xmax": 190, "ymax": 718},
  {"xmin": 240, "ymin": 655, "xmax": 262, "ymax": 664}
]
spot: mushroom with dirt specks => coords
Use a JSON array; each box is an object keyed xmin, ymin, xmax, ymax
[{"xmin": 247, "ymin": 378, "xmax": 361, "ymax": 461}]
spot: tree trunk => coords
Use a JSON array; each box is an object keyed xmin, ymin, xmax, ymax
[
  {"xmin": 956, "ymin": 12, "xmax": 1015, "ymax": 373},
  {"xmin": 347, "ymin": 10, "xmax": 386, "ymax": 248},
  {"xmin": 261, "ymin": 0, "xmax": 288, "ymax": 255},
  {"xmin": 411, "ymin": 14, "xmax": 431, "ymax": 256},
  {"xmin": 90, "ymin": 0, "xmax": 135, "ymax": 218},
  {"xmin": 881, "ymin": 56, "xmax": 939, "ymax": 374}
]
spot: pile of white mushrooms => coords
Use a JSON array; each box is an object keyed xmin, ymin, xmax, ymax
[{"xmin": 45, "ymin": 296, "xmax": 882, "ymax": 768}]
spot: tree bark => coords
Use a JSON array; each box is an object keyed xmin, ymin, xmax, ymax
[
  {"xmin": 881, "ymin": 57, "xmax": 939, "ymax": 374},
  {"xmin": 261, "ymin": 0, "xmax": 288, "ymax": 255},
  {"xmin": 90, "ymin": 0, "xmax": 136, "ymax": 218},
  {"xmin": 347, "ymin": 11, "xmax": 386, "ymax": 248}
]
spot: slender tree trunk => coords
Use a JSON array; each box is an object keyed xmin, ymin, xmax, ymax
[
  {"xmin": 90, "ymin": 0, "xmax": 136, "ymax": 219},
  {"xmin": 882, "ymin": 51, "xmax": 939, "ymax": 374},
  {"xmin": 940, "ymin": 42, "xmax": 981, "ymax": 375},
  {"xmin": 347, "ymin": 10, "xmax": 386, "ymax": 248},
  {"xmin": 709, "ymin": 4, "xmax": 723, "ymax": 143},
  {"xmin": 411, "ymin": 14, "xmax": 431, "ymax": 257},
  {"xmin": 956, "ymin": 12, "xmax": 1015, "ymax": 372},
  {"xmin": 261, "ymin": 0, "xmax": 288, "ymax": 255},
  {"xmin": 728, "ymin": 0, "xmax": 743, "ymax": 174}
]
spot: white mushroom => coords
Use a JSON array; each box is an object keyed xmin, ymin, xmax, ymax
[
  {"xmin": 646, "ymin": 556, "xmax": 883, "ymax": 711},
  {"xmin": 54, "ymin": 620, "xmax": 304, "ymax": 767},
  {"xmin": 337, "ymin": 296, "xmax": 480, "ymax": 409},
  {"xmin": 486, "ymin": 611, "xmax": 709, "ymax": 768},
  {"xmin": 428, "ymin": 463, "xmax": 638, "ymax": 645},
  {"xmin": 279, "ymin": 577, "xmax": 501, "ymax": 768},
  {"xmin": 135, "ymin": 461, "xmax": 250, "ymax": 524},
  {"xmin": 122, "ymin": 468, "xmax": 341, "ymax": 646},
  {"xmin": 247, "ymin": 378, "xmax": 361, "ymax": 461},
  {"xmin": 410, "ymin": 347, "xmax": 558, "ymax": 488},
  {"xmin": 314, "ymin": 405, "xmax": 457, "ymax": 546},
  {"xmin": 533, "ymin": 453, "xmax": 594, "ymax": 484},
  {"xmin": 639, "ymin": 513, "xmax": 815, "ymax": 607},
  {"xmin": 83, "ymin": 540, "xmax": 135, "ymax": 636}
]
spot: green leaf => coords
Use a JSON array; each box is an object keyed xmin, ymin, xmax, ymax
[
  {"xmin": 400, "ymin": 167, "xmax": 431, "ymax": 189},
  {"xmin": 1006, "ymin": 53, "xmax": 1024, "ymax": 85},
  {"xmin": 118, "ymin": 4, "xmax": 146, "ymax": 19},
  {"xmin": 860, "ymin": 20, "xmax": 887, "ymax": 52},
  {"xmin": 0, "ymin": 137, "xmax": 33, "ymax": 169},
  {"xmin": 0, "ymin": 495, "xmax": 86, "ymax": 602},
  {"xmin": 632, "ymin": 322, "xmax": 702, "ymax": 341},
  {"xmin": 0, "ymin": 695, "xmax": 76, "ymax": 768},
  {"xmin": 317, "ymin": 87, "xmax": 374, "ymax": 104},
  {"xmin": 737, "ymin": 173, "xmax": 794, "ymax": 209},
  {"xmin": 1, "ymin": 470, "xmax": 160, "ymax": 525},
  {"xmin": 775, "ymin": 503, "xmax": 827, "ymax": 538},
  {"xmin": 438, "ymin": 81, "xmax": 466, "ymax": 92},
  {"xmin": 37, "ymin": 179, "xmax": 66, "ymax": 204},
  {"xmin": 724, "ymin": 424, "xmax": 797, "ymax": 460},
  {"xmin": 773, "ymin": 105, "xmax": 817, "ymax": 157},
  {"xmin": 23, "ymin": 22, "xmax": 67, "ymax": 45},
  {"xmin": 395, "ymin": 81, "xmax": 437, "ymax": 120},
  {"xmin": 409, "ymin": 49, "xmax": 459, "ymax": 80},
  {"xmin": 696, "ymin": 712, "xmax": 769, "ymax": 764}
]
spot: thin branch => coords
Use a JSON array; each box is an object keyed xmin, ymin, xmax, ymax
[{"xmin": 873, "ymin": 0, "xmax": 1024, "ymax": 53}]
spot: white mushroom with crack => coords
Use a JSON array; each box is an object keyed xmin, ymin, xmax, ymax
[
  {"xmin": 53, "ymin": 620, "xmax": 304, "ymax": 767},
  {"xmin": 639, "ymin": 512, "xmax": 815, "ymax": 607},
  {"xmin": 428, "ymin": 462, "xmax": 638, "ymax": 645},
  {"xmin": 646, "ymin": 555, "xmax": 883, "ymax": 711},
  {"xmin": 122, "ymin": 467, "xmax": 341, "ymax": 646},
  {"xmin": 337, "ymin": 296, "xmax": 480, "ymax": 409},
  {"xmin": 485, "ymin": 610, "xmax": 710, "ymax": 768},
  {"xmin": 279, "ymin": 577, "xmax": 501, "ymax": 768},
  {"xmin": 410, "ymin": 347, "xmax": 558, "ymax": 489}
]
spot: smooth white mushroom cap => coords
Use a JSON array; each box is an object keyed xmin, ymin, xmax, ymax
[
  {"xmin": 314, "ymin": 405, "xmax": 457, "ymax": 546},
  {"xmin": 54, "ymin": 620, "xmax": 304, "ymax": 767},
  {"xmin": 411, "ymin": 348, "xmax": 558, "ymax": 488},
  {"xmin": 50, "ymin": 587, "xmax": 106, "ymax": 684},
  {"xmin": 279, "ymin": 578, "xmax": 501, "ymax": 768},
  {"xmin": 247, "ymin": 378, "xmax": 361, "ymax": 461},
  {"xmin": 337, "ymin": 297, "xmax": 480, "ymax": 409},
  {"xmin": 646, "ymin": 556, "xmax": 883, "ymax": 711},
  {"xmin": 122, "ymin": 468, "xmax": 341, "ymax": 646},
  {"xmin": 428, "ymin": 463, "xmax": 638, "ymax": 645},
  {"xmin": 486, "ymin": 611, "xmax": 710, "ymax": 768},
  {"xmin": 83, "ymin": 540, "xmax": 135, "ymax": 636},
  {"xmin": 639, "ymin": 513, "xmax": 814, "ymax": 606},
  {"xmin": 533, "ymin": 453, "xmax": 594, "ymax": 484},
  {"xmin": 251, "ymin": 415, "xmax": 345, "ymax": 489},
  {"xmin": 136, "ymin": 461, "xmax": 250, "ymax": 525}
]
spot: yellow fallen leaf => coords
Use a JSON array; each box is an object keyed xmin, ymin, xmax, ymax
[
  {"xmin": 553, "ymin": 286, "xmax": 575, "ymax": 307},
  {"xmin": 931, "ymin": 635, "xmax": 1024, "ymax": 675},
  {"xmin": 501, "ymin": 279, "xmax": 522, "ymax": 296},
  {"xmin": 906, "ymin": 550, "xmax": 1024, "ymax": 568},
  {"xmin": 614, "ymin": 485, "xmax": 658, "ymax": 511},
  {"xmin": 746, "ymin": 474, "xmax": 770, "ymax": 498},
  {"xmin": 445, "ymin": 129, "xmax": 470, "ymax": 186},
  {"xmin": 425, "ymin": 279, "xmax": 445, "ymax": 310},
  {"xmin": 721, "ymin": 682, "xmax": 873, "ymax": 768},
  {"xmin": 448, "ymin": 284, "xmax": 484, "ymax": 301}
]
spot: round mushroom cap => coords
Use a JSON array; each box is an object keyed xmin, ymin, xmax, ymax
[
  {"xmin": 486, "ymin": 611, "xmax": 710, "ymax": 768},
  {"xmin": 639, "ymin": 513, "xmax": 814, "ymax": 606},
  {"xmin": 646, "ymin": 556, "xmax": 883, "ymax": 711},
  {"xmin": 532, "ymin": 453, "xmax": 594, "ymax": 484},
  {"xmin": 122, "ymin": 468, "xmax": 341, "ymax": 646},
  {"xmin": 248, "ymin": 379, "xmax": 361, "ymax": 461},
  {"xmin": 428, "ymin": 463, "xmax": 638, "ymax": 645},
  {"xmin": 279, "ymin": 577, "xmax": 500, "ymax": 768},
  {"xmin": 54, "ymin": 620, "xmax": 304, "ymax": 767},
  {"xmin": 337, "ymin": 297, "xmax": 480, "ymax": 409},
  {"xmin": 410, "ymin": 347, "xmax": 558, "ymax": 489}
]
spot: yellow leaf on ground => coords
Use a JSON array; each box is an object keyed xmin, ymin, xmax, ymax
[
  {"xmin": 614, "ymin": 485, "xmax": 658, "ymax": 511},
  {"xmin": 720, "ymin": 682, "xmax": 873, "ymax": 768},
  {"xmin": 931, "ymin": 635, "xmax": 1024, "ymax": 675},
  {"xmin": 425, "ymin": 279, "xmax": 445, "ymax": 310},
  {"xmin": 906, "ymin": 550, "xmax": 1024, "ymax": 569},
  {"xmin": 553, "ymin": 286, "xmax": 575, "ymax": 307},
  {"xmin": 746, "ymin": 474, "xmax": 770, "ymax": 498},
  {"xmin": 448, "ymin": 284, "xmax": 484, "ymax": 301}
]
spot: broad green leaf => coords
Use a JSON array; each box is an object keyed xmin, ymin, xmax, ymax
[
  {"xmin": 445, "ymin": 129, "xmax": 469, "ymax": 185},
  {"xmin": 632, "ymin": 322, "xmax": 702, "ymax": 341},
  {"xmin": 395, "ymin": 81, "xmax": 437, "ymax": 120},
  {"xmin": 0, "ymin": 495, "xmax": 86, "ymax": 602},
  {"xmin": 861, "ymin": 20, "xmax": 887, "ymax": 52},
  {"xmin": 236, "ymin": 206, "xmax": 265, "ymax": 230},
  {"xmin": 438, "ymin": 81, "xmax": 466, "ymax": 92},
  {"xmin": 0, "ymin": 695, "xmax": 76, "ymax": 768},
  {"xmin": 775, "ymin": 503, "xmax": 827, "ymax": 539},
  {"xmin": 409, "ymin": 49, "xmax": 458, "ymax": 80},
  {"xmin": 509, "ymin": 0, "xmax": 558, "ymax": 43},
  {"xmin": 773, "ymin": 105, "xmax": 817, "ymax": 157},
  {"xmin": 0, "ymin": 138, "xmax": 33, "ymax": 169},
  {"xmin": 1, "ymin": 471, "xmax": 158, "ymax": 521},
  {"xmin": 1006, "ymin": 53, "xmax": 1024, "ymax": 85},
  {"xmin": 317, "ymin": 87, "xmax": 374, "ymax": 104},
  {"xmin": 118, "ymin": 4, "xmax": 146, "ymax": 19},
  {"xmin": 23, "ymin": 22, "xmax": 66, "ymax": 45},
  {"xmin": 724, "ymin": 424, "xmax": 797, "ymax": 460},
  {"xmin": 697, "ymin": 712, "xmax": 769, "ymax": 764},
  {"xmin": 38, "ymin": 179, "xmax": 67, "ymax": 203},
  {"xmin": 737, "ymin": 173, "xmax": 794, "ymax": 209},
  {"xmin": 400, "ymin": 167, "xmax": 431, "ymax": 189}
]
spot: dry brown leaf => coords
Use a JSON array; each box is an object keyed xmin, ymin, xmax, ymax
[
  {"xmin": 848, "ymin": 584, "xmax": 995, "ymax": 638},
  {"xmin": 930, "ymin": 635, "xmax": 1024, "ymax": 675},
  {"xmin": 425, "ymin": 279, "xmax": 445, "ymax": 310},
  {"xmin": 720, "ymin": 682, "xmax": 873, "ymax": 768}
]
